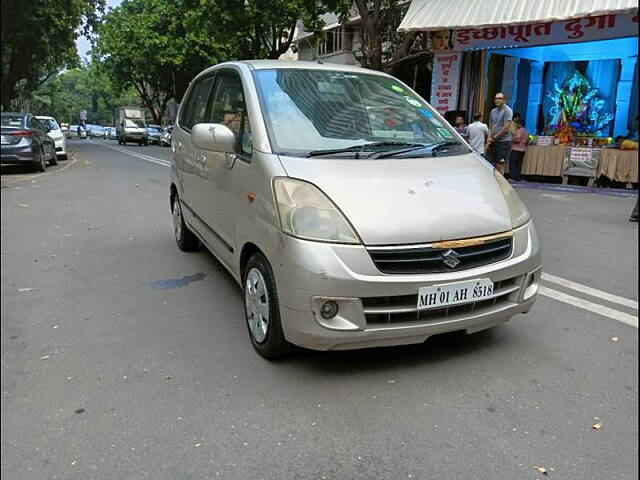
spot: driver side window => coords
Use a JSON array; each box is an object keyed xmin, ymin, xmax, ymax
[{"xmin": 208, "ymin": 71, "xmax": 253, "ymax": 158}]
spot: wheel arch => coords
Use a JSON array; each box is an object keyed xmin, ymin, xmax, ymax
[{"xmin": 240, "ymin": 242, "xmax": 263, "ymax": 281}]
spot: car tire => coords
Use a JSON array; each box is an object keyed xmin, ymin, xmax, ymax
[
  {"xmin": 60, "ymin": 154, "xmax": 68, "ymax": 160},
  {"xmin": 48, "ymin": 151, "xmax": 58, "ymax": 166},
  {"xmin": 172, "ymin": 194, "xmax": 199, "ymax": 252},
  {"xmin": 34, "ymin": 148, "xmax": 46, "ymax": 172},
  {"xmin": 243, "ymin": 252, "xmax": 291, "ymax": 360}
]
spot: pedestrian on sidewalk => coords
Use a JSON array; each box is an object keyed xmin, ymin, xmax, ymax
[
  {"xmin": 466, "ymin": 112, "xmax": 489, "ymax": 157},
  {"xmin": 454, "ymin": 115, "xmax": 469, "ymax": 141},
  {"xmin": 486, "ymin": 92, "xmax": 513, "ymax": 175},
  {"xmin": 509, "ymin": 116, "xmax": 529, "ymax": 181}
]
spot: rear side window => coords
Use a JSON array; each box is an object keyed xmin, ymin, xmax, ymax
[
  {"xmin": 180, "ymin": 76, "xmax": 215, "ymax": 130},
  {"xmin": 2, "ymin": 115, "xmax": 25, "ymax": 127},
  {"xmin": 28, "ymin": 117, "xmax": 45, "ymax": 131}
]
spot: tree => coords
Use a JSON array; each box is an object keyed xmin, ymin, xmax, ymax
[
  {"xmin": 327, "ymin": 0, "xmax": 420, "ymax": 71},
  {"xmin": 1, "ymin": 0, "xmax": 105, "ymax": 110},
  {"xmin": 94, "ymin": 0, "xmax": 330, "ymax": 119},
  {"xmin": 31, "ymin": 64, "xmax": 140, "ymax": 125}
]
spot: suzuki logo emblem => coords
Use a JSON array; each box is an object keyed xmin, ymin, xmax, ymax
[{"xmin": 441, "ymin": 249, "xmax": 461, "ymax": 269}]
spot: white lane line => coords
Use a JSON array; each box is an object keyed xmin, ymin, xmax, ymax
[
  {"xmin": 96, "ymin": 142, "xmax": 171, "ymax": 167},
  {"xmin": 541, "ymin": 272, "xmax": 638, "ymax": 309},
  {"xmin": 538, "ymin": 286, "xmax": 638, "ymax": 328}
]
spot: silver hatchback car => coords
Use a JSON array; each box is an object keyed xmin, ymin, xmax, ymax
[{"xmin": 170, "ymin": 61, "xmax": 542, "ymax": 359}]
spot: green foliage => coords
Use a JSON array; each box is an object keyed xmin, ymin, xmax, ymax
[
  {"xmin": 31, "ymin": 65, "xmax": 140, "ymax": 125},
  {"xmin": 1, "ymin": 0, "xmax": 105, "ymax": 110},
  {"xmin": 93, "ymin": 0, "xmax": 331, "ymax": 121}
]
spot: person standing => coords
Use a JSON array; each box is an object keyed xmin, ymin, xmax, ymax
[
  {"xmin": 486, "ymin": 92, "xmax": 513, "ymax": 175},
  {"xmin": 454, "ymin": 115, "xmax": 469, "ymax": 141},
  {"xmin": 466, "ymin": 112, "xmax": 489, "ymax": 156},
  {"xmin": 509, "ymin": 117, "xmax": 529, "ymax": 181}
]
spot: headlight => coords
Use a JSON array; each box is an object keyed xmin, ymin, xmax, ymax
[
  {"xmin": 493, "ymin": 170, "xmax": 530, "ymax": 228},
  {"xmin": 273, "ymin": 177, "xmax": 360, "ymax": 244}
]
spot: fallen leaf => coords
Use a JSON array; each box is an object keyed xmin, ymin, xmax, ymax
[
  {"xmin": 610, "ymin": 336, "xmax": 619, "ymax": 342},
  {"xmin": 592, "ymin": 420, "xmax": 603, "ymax": 430},
  {"xmin": 17, "ymin": 288, "xmax": 34, "ymax": 292},
  {"xmin": 533, "ymin": 466, "xmax": 548, "ymax": 475}
]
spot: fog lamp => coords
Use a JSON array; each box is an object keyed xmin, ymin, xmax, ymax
[{"xmin": 320, "ymin": 300, "xmax": 339, "ymax": 319}]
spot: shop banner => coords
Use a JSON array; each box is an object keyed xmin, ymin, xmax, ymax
[
  {"xmin": 431, "ymin": 52, "xmax": 462, "ymax": 115},
  {"xmin": 453, "ymin": 12, "xmax": 638, "ymax": 51}
]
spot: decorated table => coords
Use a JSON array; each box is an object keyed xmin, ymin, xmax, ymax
[
  {"xmin": 517, "ymin": 145, "xmax": 637, "ymax": 183},
  {"xmin": 521, "ymin": 145, "xmax": 565, "ymax": 176},
  {"xmin": 597, "ymin": 149, "xmax": 638, "ymax": 183}
]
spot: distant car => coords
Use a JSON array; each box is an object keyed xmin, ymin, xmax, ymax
[
  {"xmin": 102, "ymin": 126, "xmax": 110, "ymax": 139},
  {"xmin": 67, "ymin": 125, "xmax": 79, "ymax": 139},
  {"xmin": 1, "ymin": 112, "xmax": 57, "ymax": 171},
  {"xmin": 87, "ymin": 125, "xmax": 105, "ymax": 139},
  {"xmin": 78, "ymin": 126, "xmax": 87, "ymax": 139},
  {"xmin": 107, "ymin": 127, "xmax": 117, "ymax": 140},
  {"xmin": 147, "ymin": 124, "xmax": 162, "ymax": 144},
  {"xmin": 159, "ymin": 125, "xmax": 173, "ymax": 146},
  {"xmin": 60, "ymin": 123, "xmax": 69, "ymax": 133},
  {"xmin": 36, "ymin": 116, "xmax": 67, "ymax": 160}
]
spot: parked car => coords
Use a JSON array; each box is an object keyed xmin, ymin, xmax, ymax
[
  {"xmin": 1, "ymin": 112, "xmax": 57, "ymax": 171},
  {"xmin": 78, "ymin": 126, "xmax": 87, "ymax": 139},
  {"xmin": 169, "ymin": 61, "xmax": 542, "ymax": 359},
  {"xmin": 107, "ymin": 127, "xmax": 117, "ymax": 140},
  {"xmin": 147, "ymin": 124, "xmax": 162, "ymax": 144},
  {"xmin": 36, "ymin": 116, "xmax": 67, "ymax": 160},
  {"xmin": 159, "ymin": 125, "xmax": 173, "ymax": 146}
]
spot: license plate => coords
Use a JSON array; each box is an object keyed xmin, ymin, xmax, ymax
[{"xmin": 417, "ymin": 278, "xmax": 494, "ymax": 310}]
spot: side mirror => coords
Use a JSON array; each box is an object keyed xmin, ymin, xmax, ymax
[{"xmin": 191, "ymin": 123, "xmax": 235, "ymax": 153}]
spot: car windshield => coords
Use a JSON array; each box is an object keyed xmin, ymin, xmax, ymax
[
  {"xmin": 253, "ymin": 69, "xmax": 465, "ymax": 157},
  {"xmin": 38, "ymin": 118, "xmax": 60, "ymax": 130},
  {"xmin": 1, "ymin": 115, "xmax": 24, "ymax": 127},
  {"xmin": 125, "ymin": 118, "xmax": 145, "ymax": 128}
]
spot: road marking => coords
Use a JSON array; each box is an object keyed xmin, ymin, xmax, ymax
[
  {"xmin": 538, "ymin": 286, "xmax": 638, "ymax": 328},
  {"xmin": 96, "ymin": 142, "xmax": 171, "ymax": 167},
  {"xmin": 1, "ymin": 155, "xmax": 78, "ymax": 185},
  {"xmin": 541, "ymin": 272, "xmax": 638, "ymax": 309}
]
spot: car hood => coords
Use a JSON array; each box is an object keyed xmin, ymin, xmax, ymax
[{"xmin": 277, "ymin": 153, "xmax": 513, "ymax": 245}]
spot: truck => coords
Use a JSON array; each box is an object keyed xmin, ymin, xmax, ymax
[{"xmin": 115, "ymin": 107, "xmax": 148, "ymax": 146}]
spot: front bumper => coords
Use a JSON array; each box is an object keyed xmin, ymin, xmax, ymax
[{"xmin": 273, "ymin": 221, "xmax": 542, "ymax": 351}]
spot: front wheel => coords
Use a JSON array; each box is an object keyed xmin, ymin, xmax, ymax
[
  {"xmin": 172, "ymin": 194, "xmax": 198, "ymax": 251},
  {"xmin": 243, "ymin": 253, "xmax": 291, "ymax": 359}
]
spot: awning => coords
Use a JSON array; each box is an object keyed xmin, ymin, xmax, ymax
[{"xmin": 398, "ymin": 0, "xmax": 638, "ymax": 32}]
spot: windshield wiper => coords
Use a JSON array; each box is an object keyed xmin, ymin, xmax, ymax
[
  {"xmin": 430, "ymin": 140, "xmax": 463, "ymax": 156},
  {"xmin": 306, "ymin": 141, "xmax": 427, "ymax": 158}
]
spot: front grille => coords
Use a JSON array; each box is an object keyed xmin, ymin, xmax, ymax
[
  {"xmin": 362, "ymin": 277, "xmax": 522, "ymax": 328},
  {"xmin": 367, "ymin": 237, "xmax": 513, "ymax": 274}
]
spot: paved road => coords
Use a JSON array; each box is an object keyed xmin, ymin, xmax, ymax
[{"xmin": 2, "ymin": 139, "xmax": 638, "ymax": 480}]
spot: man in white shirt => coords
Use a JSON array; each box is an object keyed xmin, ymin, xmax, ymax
[{"xmin": 466, "ymin": 112, "xmax": 489, "ymax": 156}]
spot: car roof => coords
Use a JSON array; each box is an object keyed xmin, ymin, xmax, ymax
[
  {"xmin": 195, "ymin": 60, "xmax": 391, "ymax": 81},
  {"xmin": 35, "ymin": 115, "xmax": 55, "ymax": 120}
]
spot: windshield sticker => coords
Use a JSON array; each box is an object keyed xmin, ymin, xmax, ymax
[
  {"xmin": 391, "ymin": 85, "xmax": 404, "ymax": 93},
  {"xmin": 437, "ymin": 128, "xmax": 453, "ymax": 138},
  {"xmin": 419, "ymin": 108, "xmax": 434, "ymax": 118},
  {"xmin": 404, "ymin": 97, "xmax": 422, "ymax": 108}
]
